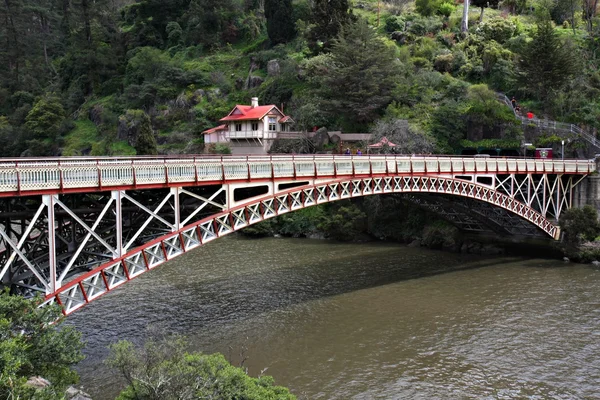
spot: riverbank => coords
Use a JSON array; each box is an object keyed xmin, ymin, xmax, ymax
[{"xmin": 240, "ymin": 196, "xmax": 566, "ymax": 258}]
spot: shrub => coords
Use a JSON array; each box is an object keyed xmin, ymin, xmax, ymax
[
  {"xmin": 476, "ymin": 17, "xmax": 517, "ymax": 44},
  {"xmin": 437, "ymin": 2, "xmax": 455, "ymax": 17}
]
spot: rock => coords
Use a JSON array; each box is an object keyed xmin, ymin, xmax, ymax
[
  {"xmin": 235, "ymin": 78, "xmax": 245, "ymax": 90},
  {"xmin": 408, "ymin": 239, "xmax": 421, "ymax": 248},
  {"xmin": 267, "ymin": 59, "xmax": 280, "ymax": 76},
  {"xmin": 563, "ymin": 257, "xmax": 570, "ymax": 262},
  {"xmin": 591, "ymin": 260, "xmax": 600, "ymax": 267},
  {"xmin": 66, "ymin": 386, "xmax": 93, "ymax": 400},
  {"xmin": 88, "ymin": 104, "xmax": 104, "ymax": 126},
  {"xmin": 312, "ymin": 127, "xmax": 329, "ymax": 150},
  {"xmin": 329, "ymin": 134, "xmax": 341, "ymax": 144},
  {"xmin": 307, "ymin": 232, "xmax": 325, "ymax": 240},
  {"xmin": 247, "ymin": 75, "xmax": 264, "ymax": 89},
  {"xmin": 26, "ymin": 376, "xmax": 51, "ymax": 389},
  {"xmin": 192, "ymin": 89, "xmax": 205, "ymax": 104}
]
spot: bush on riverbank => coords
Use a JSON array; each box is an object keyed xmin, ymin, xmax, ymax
[
  {"xmin": 106, "ymin": 336, "xmax": 295, "ymax": 400},
  {"xmin": 559, "ymin": 205, "xmax": 600, "ymax": 262},
  {"xmin": 0, "ymin": 290, "xmax": 84, "ymax": 399}
]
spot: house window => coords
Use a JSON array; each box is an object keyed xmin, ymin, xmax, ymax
[
  {"xmin": 268, "ymin": 117, "xmax": 277, "ymax": 131},
  {"xmin": 235, "ymin": 123, "xmax": 242, "ymax": 131},
  {"xmin": 251, "ymin": 122, "xmax": 259, "ymax": 131}
]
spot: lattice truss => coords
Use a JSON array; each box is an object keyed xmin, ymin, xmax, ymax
[
  {"xmin": 403, "ymin": 194, "xmax": 546, "ymax": 237},
  {"xmin": 491, "ymin": 173, "xmax": 583, "ymax": 221},
  {"xmin": 0, "ymin": 185, "xmax": 227, "ymax": 298},
  {"xmin": 0, "ymin": 175, "xmax": 577, "ymax": 313}
]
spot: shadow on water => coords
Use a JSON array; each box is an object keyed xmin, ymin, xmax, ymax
[{"xmin": 129, "ymin": 239, "xmax": 528, "ymax": 330}]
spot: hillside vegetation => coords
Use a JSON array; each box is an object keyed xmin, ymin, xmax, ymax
[{"xmin": 1, "ymin": 0, "xmax": 599, "ymax": 156}]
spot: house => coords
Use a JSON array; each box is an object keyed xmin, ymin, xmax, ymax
[{"xmin": 202, "ymin": 97, "xmax": 295, "ymax": 155}]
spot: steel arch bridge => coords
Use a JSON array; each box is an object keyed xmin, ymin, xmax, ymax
[{"xmin": 0, "ymin": 155, "xmax": 594, "ymax": 314}]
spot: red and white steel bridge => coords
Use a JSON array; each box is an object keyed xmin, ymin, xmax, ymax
[{"xmin": 0, "ymin": 155, "xmax": 594, "ymax": 314}]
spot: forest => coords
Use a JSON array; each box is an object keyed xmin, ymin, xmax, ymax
[{"xmin": 1, "ymin": 0, "xmax": 599, "ymax": 157}]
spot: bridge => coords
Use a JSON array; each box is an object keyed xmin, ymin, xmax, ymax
[{"xmin": 0, "ymin": 155, "xmax": 594, "ymax": 314}]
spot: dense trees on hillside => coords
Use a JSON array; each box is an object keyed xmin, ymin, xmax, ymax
[{"xmin": 1, "ymin": 0, "xmax": 600, "ymax": 158}]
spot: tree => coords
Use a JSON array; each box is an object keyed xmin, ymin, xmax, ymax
[
  {"xmin": 25, "ymin": 95, "xmax": 65, "ymax": 140},
  {"xmin": 135, "ymin": 111, "xmax": 158, "ymax": 155},
  {"xmin": 518, "ymin": 20, "xmax": 580, "ymax": 104},
  {"xmin": 559, "ymin": 205, "xmax": 600, "ymax": 245},
  {"xmin": 0, "ymin": 290, "xmax": 85, "ymax": 399},
  {"xmin": 461, "ymin": 0, "xmax": 469, "ymax": 32},
  {"xmin": 471, "ymin": 0, "xmax": 500, "ymax": 22},
  {"xmin": 106, "ymin": 336, "xmax": 296, "ymax": 400},
  {"xmin": 265, "ymin": 0, "xmax": 295, "ymax": 44},
  {"xmin": 307, "ymin": 0, "xmax": 353, "ymax": 52},
  {"xmin": 583, "ymin": 0, "xmax": 599, "ymax": 32},
  {"xmin": 318, "ymin": 19, "xmax": 401, "ymax": 128}
]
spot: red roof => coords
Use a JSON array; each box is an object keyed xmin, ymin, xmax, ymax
[
  {"xmin": 202, "ymin": 124, "xmax": 227, "ymax": 135},
  {"xmin": 279, "ymin": 116, "xmax": 293, "ymax": 123},
  {"xmin": 220, "ymin": 105, "xmax": 284, "ymax": 121}
]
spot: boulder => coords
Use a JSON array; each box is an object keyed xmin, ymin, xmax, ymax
[
  {"xmin": 563, "ymin": 257, "xmax": 570, "ymax": 263},
  {"xmin": 408, "ymin": 239, "xmax": 421, "ymax": 248},
  {"xmin": 329, "ymin": 134, "xmax": 341, "ymax": 144},
  {"xmin": 66, "ymin": 386, "xmax": 93, "ymax": 400},
  {"xmin": 88, "ymin": 105, "xmax": 104, "ymax": 126},
  {"xmin": 26, "ymin": 376, "xmax": 51, "ymax": 389},
  {"xmin": 247, "ymin": 75, "xmax": 264, "ymax": 89},
  {"xmin": 267, "ymin": 59, "xmax": 280, "ymax": 76},
  {"xmin": 312, "ymin": 127, "xmax": 329, "ymax": 150},
  {"xmin": 591, "ymin": 260, "xmax": 600, "ymax": 267}
]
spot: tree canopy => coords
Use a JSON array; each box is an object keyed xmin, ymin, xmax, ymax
[
  {"xmin": 0, "ymin": 290, "xmax": 85, "ymax": 399},
  {"xmin": 106, "ymin": 336, "xmax": 296, "ymax": 400}
]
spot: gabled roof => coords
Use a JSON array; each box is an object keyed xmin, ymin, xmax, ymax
[
  {"xmin": 220, "ymin": 105, "xmax": 285, "ymax": 121},
  {"xmin": 202, "ymin": 124, "xmax": 227, "ymax": 135},
  {"xmin": 279, "ymin": 116, "xmax": 294, "ymax": 123}
]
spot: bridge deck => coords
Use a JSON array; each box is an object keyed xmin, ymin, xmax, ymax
[{"xmin": 0, "ymin": 155, "xmax": 594, "ymax": 197}]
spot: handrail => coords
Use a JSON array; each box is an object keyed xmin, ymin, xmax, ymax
[
  {"xmin": 496, "ymin": 92, "xmax": 600, "ymax": 149},
  {"xmin": 0, "ymin": 155, "xmax": 593, "ymax": 196}
]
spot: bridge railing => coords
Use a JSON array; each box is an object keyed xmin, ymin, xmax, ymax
[{"xmin": 0, "ymin": 155, "xmax": 594, "ymax": 195}]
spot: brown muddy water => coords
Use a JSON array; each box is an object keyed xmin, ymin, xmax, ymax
[{"xmin": 66, "ymin": 236, "xmax": 600, "ymax": 399}]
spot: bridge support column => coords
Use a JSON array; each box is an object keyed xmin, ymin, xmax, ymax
[
  {"xmin": 42, "ymin": 194, "xmax": 57, "ymax": 294},
  {"xmin": 112, "ymin": 191, "xmax": 124, "ymax": 258},
  {"xmin": 171, "ymin": 187, "xmax": 180, "ymax": 231}
]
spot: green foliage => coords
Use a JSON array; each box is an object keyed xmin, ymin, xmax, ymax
[
  {"xmin": 106, "ymin": 336, "xmax": 295, "ymax": 400},
  {"xmin": 307, "ymin": 0, "xmax": 354, "ymax": 52},
  {"xmin": 210, "ymin": 143, "xmax": 233, "ymax": 154},
  {"xmin": 317, "ymin": 201, "xmax": 366, "ymax": 241},
  {"xmin": 460, "ymin": 138, "xmax": 521, "ymax": 149},
  {"xmin": 559, "ymin": 205, "xmax": 600, "ymax": 247},
  {"xmin": 265, "ymin": 0, "xmax": 296, "ymax": 44},
  {"xmin": 62, "ymin": 119, "xmax": 100, "ymax": 156},
  {"xmin": 476, "ymin": 18, "xmax": 517, "ymax": 44},
  {"xmin": 415, "ymin": 0, "xmax": 453, "ymax": 17},
  {"xmin": 0, "ymin": 290, "xmax": 84, "ymax": 399},
  {"xmin": 120, "ymin": 110, "xmax": 158, "ymax": 155},
  {"xmin": 519, "ymin": 20, "xmax": 580, "ymax": 103},
  {"xmin": 317, "ymin": 18, "xmax": 401, "ymax": 127},
  {"xmin": 25, "ymin": 96, "xmax": 65, "ymax": 140},
  {"xmin": 421, "ymin": 221, "xmax": 460, "ymax": 250}
]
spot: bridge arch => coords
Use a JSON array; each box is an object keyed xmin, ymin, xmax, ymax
[{"xmin": 51, "ymin": 175, "xmax": 558, "ymax": 314}]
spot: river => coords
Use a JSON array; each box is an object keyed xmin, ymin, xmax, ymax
[{"xmin": 66, "ymin": 236, "xmax": 600, "ymax": 399}]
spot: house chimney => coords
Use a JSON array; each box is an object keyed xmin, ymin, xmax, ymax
[{"xmin": 251, "ymin": 97, "xmax": 259, "ymax": 108}]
